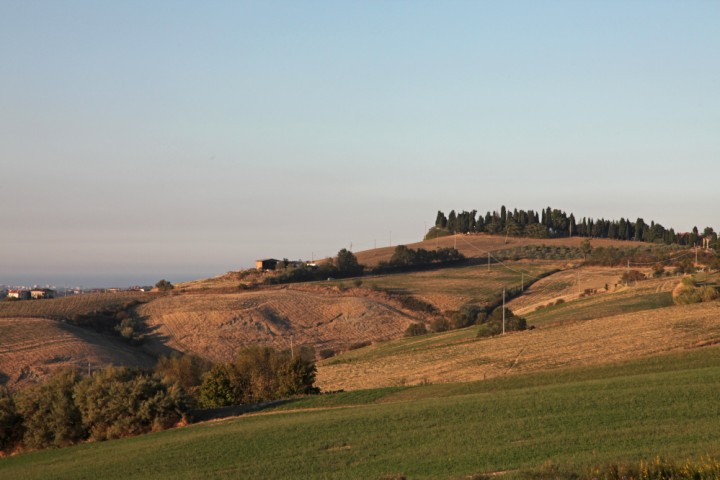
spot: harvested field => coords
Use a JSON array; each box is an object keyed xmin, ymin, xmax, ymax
[
  {"xmin": 316, "ymin": 300, "xmax": 720, "ymax": 391},
  {"xmin": 0, "ymin": 317, "xmax": 155, "ymax": 390},
  {"xmin": 138, "ymin": 288, "xmax": 426, "ymax": 363}
]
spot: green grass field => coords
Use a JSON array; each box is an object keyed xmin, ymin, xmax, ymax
[{"xmin": 3, "ymin": 346, "xmax": 720, "ymax": 479}]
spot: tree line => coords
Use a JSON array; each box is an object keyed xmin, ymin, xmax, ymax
[
  {"xmin": 264, "ymin": 246, "xmax": 466, "ymax": 284},
  {"xmin": 432, "ymin": 206, "xmax": 719, "ymax": 248},
  {"xmin": 0, "ymin": 347, "xmax": 318, "ymax": 454}
]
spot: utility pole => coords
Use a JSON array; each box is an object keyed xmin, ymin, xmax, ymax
[{"xmin": 502, "ymin": 288, "xmax": 506, "ymax": 335}]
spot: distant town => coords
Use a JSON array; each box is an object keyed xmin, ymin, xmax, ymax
[{"xmin": 0, "ymin": 284, "xmax": 154, "ymax": 300}]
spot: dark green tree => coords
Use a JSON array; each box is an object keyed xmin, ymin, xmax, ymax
[
  {"xmin": 15, "ymin": 369, "xmax": 84, "ymax": 449},
  {"xmin": 0, "ymin": 388, "xmax": 21, "ymax": 452},
  {"xmin": 336, "ymin": 249, "xmax": 363, "ymax": 276},
  {"xmin": 199, "ymin": 364, "xmax": 241, "ymax": 408},
  {"xmin": 155, "ymin": 279, "xmax": 174, "ymax": 291}
]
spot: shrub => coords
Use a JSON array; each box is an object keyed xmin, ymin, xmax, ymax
[
  {"xmin": 353, "ymin": 279, "xmax": 363, "ymax": 288},
  {"xmin": 155, "ymin": 354, "xmax": 213, "ymax": 399},
  {"xmin": 155, "ymin": 279, "xmax": 174, "ymax": 292},
  {"xmin": 348, "ymin": 341, "xmax": 371, "ymax": 350},
  {"xmin": 73, "ymin": 366, "xmax": 187, "ymax": 441},
  {"xmin": 476, "ymin": 322, "xmax": 502, "ymax": 337},
  {"xmin": 318, "ymin": 349, "xmax": 336, "ymax": 359},
  {"xmin": 450, "ymin": 304, "xmax": 485, "ymax": 329},
  {"xmin": 397, "ymin": 295, "xmax": 437, "ymax": 314},
  {"xmin": 476, "ymin": 307, "xmax": 526, "ymax": 338},
  {"xmin": 675, "ymin": 284, "xmax": 719, "ymax": 305},
  {"xmin": 429, "ymin": 318, "xmax": 449, "ymax": 333},
  {"xmin": 404, "ymin": 323, "xmax": 428, "ymax": 337},
  {"xmin": 621, "ymin": 270, "xmax": 645, "ymax": 285},
  {"xmin": 199, "ymin": 347, "xmax": 318, "ymax": 408},
  {"xmin": 198, "ymin": 364, "xmax": 241, "ymax": 408}
]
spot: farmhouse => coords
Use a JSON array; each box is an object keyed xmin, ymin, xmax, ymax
[{"xmin": 256, "ymin": 259, "xmax": 280, "ymax": 271}]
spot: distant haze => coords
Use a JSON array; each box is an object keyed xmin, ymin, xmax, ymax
[{"xmin": 2, "ymin": 1, "xmax": 718, "ymax": 287}]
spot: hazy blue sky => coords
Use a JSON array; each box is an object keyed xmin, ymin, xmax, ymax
[{"xmin": 1, "ymin": 1, "xmax": 718, "ymax": 287}]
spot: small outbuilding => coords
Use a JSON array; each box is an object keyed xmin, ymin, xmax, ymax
[{"xmin": 256, "ymin": 259, "xmax": 280, "ymax": 271}]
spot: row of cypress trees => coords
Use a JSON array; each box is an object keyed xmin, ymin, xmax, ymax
[{"xmin": 434, "ymin": 206, "xmax": 718, "ymax": 248}]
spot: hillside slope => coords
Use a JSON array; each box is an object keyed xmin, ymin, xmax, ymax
[
  {"xmin": 137, "ymin": 287, "xmax": 426, "ymax": 362},
  {"xmin": 0, "ymin": 317, "xmax": 155, "ymax": 390},
  {"xmin": 316, "ymin": 300, "xmax": 720, "ymax": 391}
]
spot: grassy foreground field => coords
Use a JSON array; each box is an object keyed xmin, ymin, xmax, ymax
[{"xmin": 2, "ymin": 346, "xmax": 720, "ymax": 479}]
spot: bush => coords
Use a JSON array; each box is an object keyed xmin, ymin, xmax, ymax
[
  {"xmin": 318, "ymin": 349, "xmax": 336, "ymax": 359},
  {"xmin": 199, "ymin": 347, "xmax": 318, "ymax": 408},
  {"xmin": 674, "ymin": 282, "xmax": 719, "ymax": 305},
  {"xmin": 450, "ymin": 304, "xmax": 485, "ymax": 329},
  {"xmin": 155, "ymin": 354, "xmax": 213, "ymax": 401},
  {"xmin": 348, "ymin": 341, "xmax": 371, "ymax": 351},
  {"xmin": 396, "ymin": 295, "xmax": 437, "ymax": 314},
  {"xmin": 476, "ymin": 322, "xmax": 502, "ymax": 337},
  {"xmin": 198, "ymin": 364, "xmax": 242, "ymax": 408},
  {"xmin": 73, "ymin": 366, "xmax": 187, "ymax": 441},
  {"xmin": 155, "ymin": 279, "xmax": 174, "ymax": 292},
  {"xmin": 429, "ymin": 317, "xmax": 450, "ymax": 333},
  {"xmin": 621, "ymin": 270, "xmax": 645, "ymax": 285},
  {"xmin": 476, "ymin": 307, "xmax": 526, "ymax": 338},
  {"xmin": 353, "ymin": 279, "xmax": 363, "ymax": 288},
  {"xmin": 404, "ymin": 323, "xmax": 428, "ymax": 337}
]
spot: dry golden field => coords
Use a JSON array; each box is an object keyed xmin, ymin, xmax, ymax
[
  {"xmin": 0, "ymin": 317, "xmax": 155, "ymax": 390},
  {"xmin": 137, "ymin": 287, "xmax": 427, "ymax": 362},
  {"xmin": 316, "ymin": 300, "xmax": 720, "ymax": 391},
  {"xmin": 507, "ymin": 266, "xmax": 666, "ymax": 315}
]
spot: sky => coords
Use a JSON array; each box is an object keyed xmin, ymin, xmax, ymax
[{"xmin": 1, "ymin": 1, "xmax": 718, "ymax": 287}]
